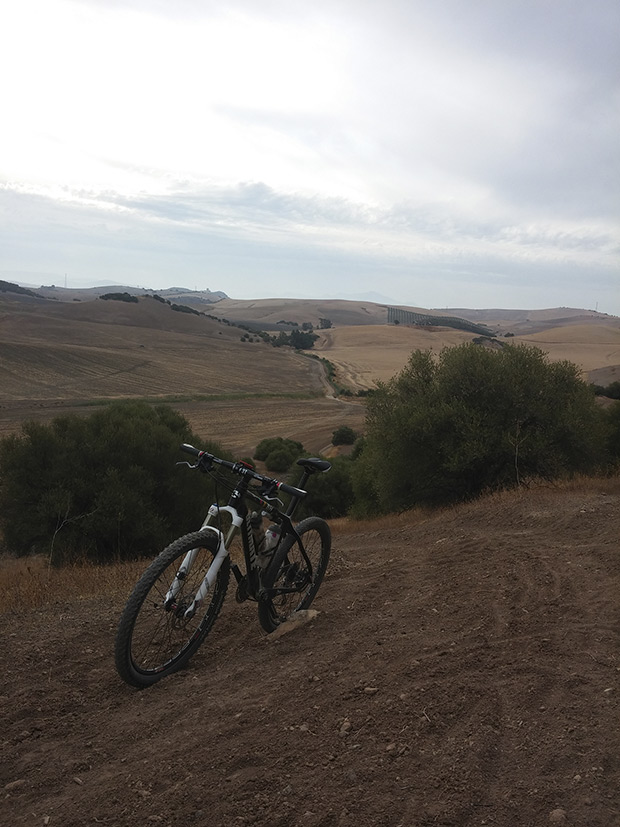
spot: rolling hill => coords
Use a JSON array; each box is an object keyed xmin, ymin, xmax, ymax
[
  {"xmin": 0, "ymin": 292, "xmax": 323, "ymax": 402},
  {"xmin": 1, "ymin": 286, "xmax": 618, "ymax": 451}
]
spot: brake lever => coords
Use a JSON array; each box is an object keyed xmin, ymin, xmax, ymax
[
  {"xmin": 176, "ymin": 461, "xmax": 198, "ymax": 469},
  {"xmin": 262, "ymin": 493, "xmax": 284, "ymax": 507},
  {"xmin": 258, "ymin": 481, "xmax": 284, "ymax": 507}
]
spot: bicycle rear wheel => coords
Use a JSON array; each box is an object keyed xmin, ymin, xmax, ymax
[
  {"xmin": 115, "ymin": 531, "xmax": 230, "ymax": 688},
  {"xmin": 257, "ymin": 516, "xmax": 330, "ymax": 633}
]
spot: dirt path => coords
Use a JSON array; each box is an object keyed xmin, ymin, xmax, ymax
[{"xmin": 2, "ymin": 481, "xmax": 619, "ymax": 827}]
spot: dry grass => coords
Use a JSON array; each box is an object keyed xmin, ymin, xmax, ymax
[
  {"xmin": 0, "ymin": 294, "xmax": 324, "ymax": 402},
  {"xmin": 2, "ymin": 474, "xmax": 617, "ymax": 615},
  {"xmin": 0, "ymin": 555, "xmax": 146, "ymax": 616},
  {"xmin": 313, "ymin": 322, "xmax": 620, "ymax": 392},
  {"xmin": 314, "ymin": 325, "xmax": 473, "ymax": 390}
]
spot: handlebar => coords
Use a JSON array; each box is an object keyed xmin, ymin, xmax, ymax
[{"xmin": 180, "ymin": 443, "xmax": 307, "ymax": 500}]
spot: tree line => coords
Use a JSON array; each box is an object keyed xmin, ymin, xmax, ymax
[{"xmin": 0, "ymin": 344, "xmax": 618, "ymax": 564}]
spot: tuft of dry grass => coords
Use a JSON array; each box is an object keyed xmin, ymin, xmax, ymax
[
  {"xmin": 329, "ymin": 506, "xmax": 435, "ymax": 536},
  {"xmin": 0, "ymin": 554, "xmax": 146, "ymax": 615}
]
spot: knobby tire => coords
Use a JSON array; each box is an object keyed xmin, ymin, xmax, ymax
[
  {"xmin": 257, "ymin": 516, "xmax": 331, "ymax": 633},
  {"xmin": 115, "ymin": 531, "xmax": 229, "ymax": 688}
]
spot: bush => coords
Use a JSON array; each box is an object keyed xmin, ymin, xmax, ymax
[
  {"xmin": 302, "ymin": 456, "xmax": 355, "ymax": 519},
  {"xmin": 100, "ymin": 292, "xmax": 138, "ymax": 303},
  {"xmin": 264, "ymin": 448, "xmax": 296, "ymax": 473},
  {"xmin": 593, "ymin": 381, "xmax": 620, "ymax": 399},
  {"xmin": 352, "ymin": 343, "xmax": 607, "ymax": 516},
  {"xmin": 0, "ymin": 401, "xmax": 229, "ymax": 563},
  {"xmin": 253, "ymin": 437, "xmax": 305, "ymax": 473},
  {"xmin": 332, "ymin": 425, "xmax": 358, "ymax": 446},
  {"xmin": 171, "ymin": 303, "xmax": 200, "ymax": 315},
  {"xmin": 254, "ymin": 437, "xmax": 303, "ymax": 463},
  {"xmin": 604, "ymin": 401, "xmax": 620, "ymax": 464}
]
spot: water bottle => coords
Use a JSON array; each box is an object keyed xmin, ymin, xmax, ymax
[
  {"xmin": 250, "ymin": 511, "xmax": 265, "ymax": 553},
  {"xmin": 263, "ymin": 524, "xmax": 280, "ymax": 551}
]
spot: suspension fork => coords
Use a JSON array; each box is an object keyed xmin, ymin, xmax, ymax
[{"xmin": 164, "ymin": 504, "xmax": 242, "ymax": 617}]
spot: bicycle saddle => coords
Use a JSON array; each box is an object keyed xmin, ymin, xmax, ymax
[{"xmin": 296, "ymin": 458, "xmax": 332, "ymax": 473}]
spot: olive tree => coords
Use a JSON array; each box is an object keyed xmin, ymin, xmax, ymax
[
  {"xmin": 353, "ymin": 343, "xmax": 606, "ymax": 516},
  {"xmin": 0, "ymin": 401, "xmax": 228, "ymax": 563}
]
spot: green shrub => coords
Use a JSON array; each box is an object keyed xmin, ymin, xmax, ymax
[
  {"xmin": 593, "ymin": 381, "xmax": 620, "ymax": 399},
  {"xmin": 604, "ymin": 401, "xmax": 620, "ymax": 464},
  {"xmin": 352, "ymin": 343, "xmax": 607, "ymax": 516},
  {"xmin": 171, "ymin": 303, "xmax": 200, "ymax": 315},
  {"xmin": 302, "ymin": 456, "xmax": 354, "ymax": 519},
  {"xmin": 264, "ymin": 448, "xmax": 296, "ymax": 473},
  {"xmin": 100, "ymin": 292, "xmax": 138, "ymax": 303},
  {"xmin": 254, "ymin": 437, "xmax": 303, "ymax": 463},
  {"xmin": 0, "ymin": 401, "xmax": 229, "ymax": 563},
  {"xmin": 332, "ymin": 425, "xmax": 358, "ymax": 446}
]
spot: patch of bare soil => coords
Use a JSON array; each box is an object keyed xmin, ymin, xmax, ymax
[{"xmin": 2, "ymin": 480, "xmax": 619, "ymax": 826}]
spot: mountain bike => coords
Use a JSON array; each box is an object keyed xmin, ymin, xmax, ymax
[{"xmin": 115, "ymin": 443, "xmax": 332, "ymax": 688}]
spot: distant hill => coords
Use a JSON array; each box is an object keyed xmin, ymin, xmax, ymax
[
  {"xmin": 3, "ymin": 287, "xmax": 619, "ymax": 400},
  {"xmin": 208, "ymin": 297, "xmax": 618, "ymax": 337},
  {"xmin": 438, "ymin": 307, "xmax": 618, "ymax": 336},
  {"xmin": 12, "ymin": 280, "xmax": 617, "ymax": 334},
  {"xmin": 0, "ymin": 279, "xmax": 42, "ymax": 298},
  {"xmin": 17, "ymin": 283, "xmax": 228, "ymax": 305},
  {"xmin": 0, "ymin": 291, "xmax": 322, "ymax": 402}
]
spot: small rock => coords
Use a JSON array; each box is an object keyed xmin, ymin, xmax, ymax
[
  {"xmin": 364, "ymin": 686, "xmax": 379, "ymax": 694},
  {"xmin": 549, "ymin": 808, "xmax": 567, "ymax": 824},
  {"xmin": 5, "ymin": 779, "xmax": 26, "ymax": 791},
  {"xmin": 268, "ymin": 610, "xmax": 319, "ymax": 640},
  {"xmin": 339, "ymin": 719, "xmax": 352, "ymax": 737}
]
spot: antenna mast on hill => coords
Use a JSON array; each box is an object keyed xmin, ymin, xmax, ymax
[{"xmin": 64, "ymin": 273, "xmax": 67, "ymax": 289}]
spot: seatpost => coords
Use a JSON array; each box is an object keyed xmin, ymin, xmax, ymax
[{"xmin": 286, "ymin": 468, "xmax": 311, "ymax": 518}]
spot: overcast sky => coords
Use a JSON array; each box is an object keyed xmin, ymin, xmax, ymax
[{"xmin": 1, "ymin": 0, "xmax": 619, "ymax": 313}]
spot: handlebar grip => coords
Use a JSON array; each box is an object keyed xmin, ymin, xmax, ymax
[
  {"xmin": 277, "ymin": 481, "xmax": 307, "ymax": 499},
  {"xmin": 180, "ymin": 443, "xmax": 202, "ymax": 457}
]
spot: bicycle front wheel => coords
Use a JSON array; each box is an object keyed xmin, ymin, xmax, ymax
[
  {"xmin": 115, "ymin": 531, "xmax": 230, "ymax": 688},
  {"xmin": 258, "ymin": 516, "xmax": 331, "ymax": 633}
]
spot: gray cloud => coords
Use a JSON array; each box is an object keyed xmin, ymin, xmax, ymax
[
  {"xmin": 2, "ymin": 184, "xmax": 617, "ymax": 313},
  {"xmin": 1, "ymin": 0, "xmax": 618, "ymax": 313}
]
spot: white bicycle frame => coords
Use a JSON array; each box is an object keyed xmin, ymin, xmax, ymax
[{"xmin": 164, "ymin": 504, "xmax": 242, "ymax": 618}]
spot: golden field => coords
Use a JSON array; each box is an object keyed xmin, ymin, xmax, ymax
[{"xmin": 1, "ymin": 291, "xmax": 618, "ymax": 452}]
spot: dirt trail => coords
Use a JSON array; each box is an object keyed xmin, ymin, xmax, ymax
[{"xmin": 2, "ymin": 481, "xmax": 619, "ymax": 827}]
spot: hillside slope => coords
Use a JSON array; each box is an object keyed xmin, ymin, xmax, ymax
[
  {"xmin": 2, "ymin": 479, "xmax": 618, "ymax": 826},
  {"xmin": 314, "ymin": 323, "xmax": 620, "ymax": 391},
  {"xmin": 0, "ymin": 293, "xmax": 323, "ymax": 401}
]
